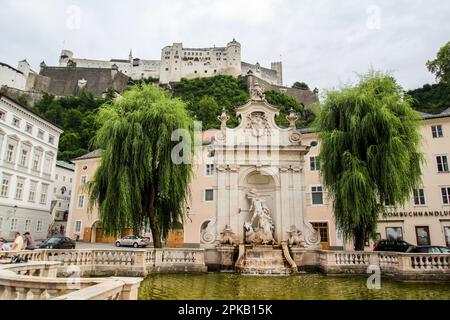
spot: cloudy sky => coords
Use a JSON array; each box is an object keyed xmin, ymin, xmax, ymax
[{"xmin": 1, "ymin": 0, "xmax": 449, "ymax": 91}]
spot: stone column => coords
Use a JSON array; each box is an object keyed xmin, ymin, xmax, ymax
[
  {"xmin": 279, "ymin": 166, "xmax": 290, "ymax": 242},
  {"xmin": 229, "ymin": 166, "xmax": 240, "ymax": 242},
  {"xmin": 216, "ymin": 165, "xmax": 229, "ymax": 241},
  {"xmin": 292, "ymin": 165, "xmax": 303, "ymax": 229}
]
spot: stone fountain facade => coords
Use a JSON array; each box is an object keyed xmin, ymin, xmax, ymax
[{"xmin": 200, "ymin": 84, "xmax": 321, "ymax": 272}]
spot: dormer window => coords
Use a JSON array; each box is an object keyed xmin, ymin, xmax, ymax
[
  {"xmin": 37, "ymin": 130, "xmax": 44, "ymax": 139},
  {"xmin": 25, "ymin": 123, "xmax": 33, "ymax": 134}
]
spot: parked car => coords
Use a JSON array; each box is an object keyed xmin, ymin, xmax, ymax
[
  {"xmin": 406, "ymin": 246, "xmax": 450, "ymax": 253},
  {"xmin": 373, "ymin": 239, "xmax": 415, "ymax": 252},
  {"xmin": 115, "ymin": 235, "xmax": 151, "ymax": 248},
  {"xmin": 39, "ymin": 235, "xmax": 76, "ymax": 249}
]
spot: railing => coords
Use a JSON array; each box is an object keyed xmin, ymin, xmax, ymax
[
  {"xmin": 315, "ymin": 250, "xmax": 450, "ymax": 279},
  {"xmin": 0, "ymin": 247, "xmax": 207, "ymax": 276},
  {"xmin": 0, "ymin": 261, "xmax": 142, "ymax": 300}
]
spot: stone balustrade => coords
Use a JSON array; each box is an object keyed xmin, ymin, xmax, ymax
[
  {"xmin": 314, "ymin": 250, "xmax": 450, "ymax": 280},
  {"xmin": 0, "ymin": 261, "xmax": 142, "ymax": 300},
  {"xmin": 0, "ymin": 247, "xmax": 207, "ymax": 277}
]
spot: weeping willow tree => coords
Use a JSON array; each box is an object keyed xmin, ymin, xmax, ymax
[
  {"xmin": 315, "ymin": 72, "xmax": 423, "ymax": 250},
  {"xmin": 88, "ymin": 84, "xmax": 193, "ymax": 248}
]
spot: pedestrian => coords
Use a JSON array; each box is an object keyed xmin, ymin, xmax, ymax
[
  {"xmin": 23, "ymin": 232, "xmax": 35, "ymax": 250},
  {"xmin": 0, "ymin": 237, "xmax": 11, "ymax": 251},
  {"xmin": 11, "ymin": 232, "xmax": 25, "ymax": 251}
]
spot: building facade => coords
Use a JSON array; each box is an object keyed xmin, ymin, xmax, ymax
[
  {"xmin": 58, "ymin": 39, "xmax": 283, "ymax": 86},
  {"xmin": 49, "ymin": 161, "xmax": 74, "ymax": 236},
  {"xmin": 0, "ymin": 94, "xmax": 63, "ymax": 240}
]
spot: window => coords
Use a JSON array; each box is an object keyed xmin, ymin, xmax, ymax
[
  {"xmin": 1, "ymin": 175, "xmax": 10, "ymax": 197},
  {"xmin": 32, "ymin": 153, "xmax": 41, "ymax": 171},
  {"xmin": 55, "ymin": 174, "xmax": 58, "ymax": 180},
  {"xmin": 431, "ymin": 125, "xmax": 443, "ymax": 138},
  {"xmin": 436, "ymin": 155, "xmax": 449, "ymax": 172},
  {"xmin": 310, "ymin": 156, "xmax": 320, "ymax": 171},
  {"xmin": 413, "ymin": 188, "xmax": 426, "ymax": 205},
  {"xmin": 311, "ymin": 222, "xmax": 329, "ymax": 243},
  {"xmin": 63, "ymin": 176, "xmax": 66, "ymax": 182},
  {"xmin": 12, "ymin": 117, "xmax": 20, "ymax": 127},
  {"xmin": 6, "ymin": 144, "xmax": 15, "ymax": 162},
  {"xmin": 310, "ymin": 141, "xmax": 318, "ymax": 147},
  {"xmin": 204, "ymin": 189, "xmax": 214, "ymax": 201},
  {"xmin": 311, "ymin": 186, "xmax": 323, "ymax": 205},
  {"xmin": 444, "ymin": 227, "xmax": 450, "ymax": 247},
  {"xmin": 415, "ymin": 226, "xmax": 431, "ymax": 246},
  {"xmin": 68, "ymin": 190, "xmax": 72, "ymax": 196},
  {"xmin": 69, "ymin": 178, "xmax": 72, "ymax": 183},
  {"xmin": 28, "ymin": 181, "xmax": 37, "ymax": 202},
  {"xmin": 40, "ymin": 184, "xmax": 48, "ymax": 204},
  {"xmin": 384, "ymin": 196, "xmax": 394, "ymax": 206},
  {"xmin": 77, "ymin": 194, "xmax": 85, "ymax": 208},
  {"xmin": 25, "ymin": 123, "xmax": 33, "ymax": 134},
  {"xmin": 0, "ymin": 110, "xmax": 5, "ymax": 120},
  {"xmin": 37, "ymin": 130, "xmax": 44, "ymax": 139},
  {"xmin": 19, "ymin": 149, "xmax": 28, "ymax": 167},
  {"xmin": 386, "ymin": 227, "xmax": 403, "ymax": 241},
  {"xmin": 25, "ymin": 219, "xmax": 31, "ymax": 231},
  {"xmin": 15, "ymin": 178, "xmax": 24, "ymax": 200},
  {"xmin": 53, "ymin": 187, "xmax": 57, "ymax": 194},
  {"xmin": 10, "ymin": 218, "xmax": 18, "ymax": 231},
  {"xmin": 205, "ymin": 164, "xmax": 214, "ymax": 176},
  {"xmin": 75, "ymin": 220, "xmax": 82, "ymax": 233},
  {"xmin": 442, "ymin": 187, "xmax": 450, "ymax": 204},
  {"xmin": 80, "ymin": 175, "xmax": 87, "ymax": 185},
  {"xmin": 48, "ymin": 135, "xmax": 54, "ymax": 144},
  {"xmin": 36, "ymin": 220, "xmax": 43, "ymax": 232}
]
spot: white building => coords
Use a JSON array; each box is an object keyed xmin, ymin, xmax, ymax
[
  {"xmin": 58, "ymin": 39, "xmax": 283, "ymax": 85},
  {"xmin": 49, "ymin": 161, "xmax": 74, "ymax": 236},
  {"xmin": 0, "ymin": 60, "xmax": 31, "ymax": 91},
  {"xmin": 0, "ymin": 94, "xmax": 63, "ymax": 240}
]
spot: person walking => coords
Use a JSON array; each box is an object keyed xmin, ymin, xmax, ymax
[
  {"xmin": 11, "ymin": 232, "xmax": 25, "ymax": 251},
  {"xmin": 23, "ymin": 232, "xmax": 35, "ymax": 250}
]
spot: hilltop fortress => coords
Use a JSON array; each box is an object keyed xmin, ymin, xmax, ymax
[{"xmin": 58, "ymin": 39, "xmax": 283, "ymax": 85}]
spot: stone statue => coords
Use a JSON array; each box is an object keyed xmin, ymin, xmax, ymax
[
  {"xmin": 244, "ymin": 189, "xmax": 276, "ymax": 245},
  {"xmin": 287, "ymin": 225, "xmax": 307, "ymax": 247},
  {"xmin": 250, "ymin": 82, "xmax": 265, "ymax": 101},
  {"xmin": 220, "ymin": 225, "xmax": 239, "ymax": 246}
]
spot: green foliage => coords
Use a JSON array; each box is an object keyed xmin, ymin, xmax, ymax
[
  {"xmin": 172, "ymin": 75, "xmax": 316, "ymax": 128},
  {"xmin": 426, "ymin": 41, "xmax": 450, "ymax": 84},
  {"xmin": 172, "ymin": 75, "xmax": 249, "ymax": 128},
  {"xmin": 67, "ymin": 59, "xmax": 77, "ymax": 68},
  {"xmin": 407, "ymin": 82, "xmax": 450, "ymax": 114},
  {"xmin": 292, "ymin": 81, "xmax": 310, "ymax": 90},
  {"xmin": 33, "ymin": 91, "xmax": 111, "ymax": 162},
  {"xmin": 265, "ymin": 90, "xmax": 315, "ymax": 127},
  {"xmin": 315, "ymin": 72, "xmax": 423, "ymax": 250},
  {"xmin": 17, "ymin": 94, "xmax": 28, "ymax": 107},
  {"xmin": 88, "ymin": 84, "xmax": 193, "ymax": 247}
]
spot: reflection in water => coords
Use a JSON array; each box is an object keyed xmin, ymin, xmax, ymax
[{"xmin": 138, "ymin": 273, "xmax": 450, "ymax": 300}]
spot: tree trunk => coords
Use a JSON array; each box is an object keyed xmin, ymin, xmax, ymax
[
  {"xmin": 354, "ymin": 228, "xmax": 366, "ymax": 251},
  {"xmin": 147, "ymin": 185, "xmax": 162, "ymax": 248}
]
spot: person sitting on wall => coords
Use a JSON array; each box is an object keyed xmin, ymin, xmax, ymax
[
  {"xmin": 11, "ymin": 232, "xmax": 25, "ymax": 251},
  {"xmin": 0, "ymin": 237, "xmax": 11, "ymax": 251},
  {"xmin": 23, "ymin": 232, "xmax": 35, "ymax": 250}
]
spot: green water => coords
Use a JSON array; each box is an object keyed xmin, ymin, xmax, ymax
[{"xmin": 138, "ymin": 272, "xmax": 450, "ymax": 300}]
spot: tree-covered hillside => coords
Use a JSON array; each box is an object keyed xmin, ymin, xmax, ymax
[
  {"xmin": 33, "ymin": 91, "xmax": 114, "ymax": 161},
  {"xmin": 407, "ymin": 82, "xmax": 450, "ymax": 114}
]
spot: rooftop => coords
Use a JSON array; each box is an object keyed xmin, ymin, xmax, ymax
[
  {"xmin": 56, "ymin": 160, "xmax": 75, "ymax": 171},
  {"xmin": 73, "ymin": 149, "xmax": 103, "ymax": 161}
]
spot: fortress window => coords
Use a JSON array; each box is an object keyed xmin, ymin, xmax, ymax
[
  {"xmin": 194, "ymin": 70, "xmax": 197, "ymax": 74},
  {"xmin": 214, "ymin": 70, "xmax": 217, "ymax": 73},
  {"xmin": 204, "ymin": 70, "xmax": 207, "ymax": 73},
  {"xmin": 165, "ymin": 68, "xmax": 169, "ymax": 71}
]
